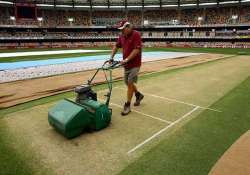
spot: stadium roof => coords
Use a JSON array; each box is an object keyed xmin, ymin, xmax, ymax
[{"xmin": 0, "ymin": 0, "xmax": 249, "ymax": 9}]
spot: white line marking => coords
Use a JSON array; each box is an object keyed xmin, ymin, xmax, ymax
[
  {"xmin": 110, "ymin": 102, "xmax": 172, "ymax": 124},
  {"xmin": 148, "ymin": 94, "xmax": 221, "ymax": 112},
  {"xmin": 115, "ymin": 87, "xmax": 221, "ymax": 112},
  {"xmin": 99, "ymin": 98, "xmax": 172, "ymax": 124},
  {"xmin": 127, "ymin": 106, "xmax": 199, "ymax": 154}
]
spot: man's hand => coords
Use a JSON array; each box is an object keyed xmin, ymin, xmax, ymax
[
  {"xmin": 121, "ymin": 48, "xmax": 140, "ymax": 65},
  {"xmin": 120, "ymin": 58, "xmax": 129, "ymax": 65},
  {"xmin": 108, "ymin": 58, "xmax": 114, "ymax": 64}
]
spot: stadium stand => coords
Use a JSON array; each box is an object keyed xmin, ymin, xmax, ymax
[
  {"xmin": 0, "ymin": 5, "xmax": 249, "ymax": 26},
  {"xmin": 0, "ymin": 0, "xmax": 250, "ymax": 49}
]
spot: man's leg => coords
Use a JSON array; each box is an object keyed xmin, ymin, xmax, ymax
[
  {"xmin": 121, "ymin": 82, "xmax": 134, "ymax": 116},
  {"xmin": 121, "ymin": 67, "xmax": 143, "ymax": 115},
  {"xmin": 127, "ymin": 82, "xmax": 136, "ymax": 104},
  {"xmin": 121, "ymin": 69, "xmax": 132, "ymax": 116},
  {"xmin": 132, "ymin": 84, "xmax": 138, "ymax": 94},
  {"xmin": 133, "ymin": 84, "xmax": 144, "ymax": 106}
]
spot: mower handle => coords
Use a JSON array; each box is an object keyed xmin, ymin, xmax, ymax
[
  {"xmin": 87, "ymin": 59, "xmax": 122, "ymax": 85},
  {"xmin": 102, "ymin": 60, "xmax": 122, "ymax": 70}
]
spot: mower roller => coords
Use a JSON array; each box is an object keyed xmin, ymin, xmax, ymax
[{"xmin": 48, "ymin": 60, "xmax": 121, "ymax": 139}]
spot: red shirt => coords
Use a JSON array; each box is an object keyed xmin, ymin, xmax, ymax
[{"xmin": 116, "ymin": 30, "xmax": 142, "ymax": 69}]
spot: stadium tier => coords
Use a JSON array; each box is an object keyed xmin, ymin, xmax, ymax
[{"xmin": 0, "ymin": 0, "xmax": 250, "ymax": 48}]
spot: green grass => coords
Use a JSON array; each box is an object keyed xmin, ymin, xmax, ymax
[
  {"xmin": 0, "ymin": 83, "xmax": 112, "ymax": 175},
  {"xmin": 0, "ymin": 52, "xmax": 249, "ymax": 175},
  {"xmin": 0, "ymin": 121, "xmax": 52, "ymax": 175},
  {"xmin": 119, "ymin": 76, "xmax": 250, "ymax": 175}
]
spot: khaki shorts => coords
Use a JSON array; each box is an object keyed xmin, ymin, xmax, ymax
[{"xmin": 124, "ymin": 67, "xmax": 140, "ymax": 85}]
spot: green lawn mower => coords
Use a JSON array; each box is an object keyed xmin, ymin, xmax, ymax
[{"xmin": 48, "ymin": 60, "xmax": 121, "ymax": 139}]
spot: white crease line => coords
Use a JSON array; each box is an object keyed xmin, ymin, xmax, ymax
[
  {"xmin": 127, "ymin": 106, "xmax": 199, "ymax": 154},
  {"xmin": 148, "ymin": 94, "xmax": 221, "ymax": 112},
  {"xmin": 99, "ymin": 98, "xmax": 172, "ymax": 124},
  {"xmin": 110, "ymin": 102, "xmax": 172, "ymax": 124},
  {"xmin": 115, "ymin": 87, "xmax": 221, "ymax": 113}
]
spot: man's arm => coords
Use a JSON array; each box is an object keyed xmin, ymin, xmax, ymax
[
  {"xmin": 123, "ymin": 48, "xmax": 140, "ymax": 64},
  {"xmin": 110, "ymin": 45, "xmax": 118, "ymax": 60}
]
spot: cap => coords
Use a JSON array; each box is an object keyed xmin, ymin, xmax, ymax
[{"xmin": 117, "ymin": 20, "xmax": 130, "ymax": 30}]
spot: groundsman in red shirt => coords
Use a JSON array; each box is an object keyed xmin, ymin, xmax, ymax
[{"xmin": 110, "ymin": 20, "xmax": 144, "ymax": 116}]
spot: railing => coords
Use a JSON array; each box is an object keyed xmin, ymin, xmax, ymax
[
  {"xmin": 0, "ymin": 23, "xmax": 250, "ymax": 29},
  {"xmin": 1, "ymin": 36, "xmax": 250, "ymax": 40}
]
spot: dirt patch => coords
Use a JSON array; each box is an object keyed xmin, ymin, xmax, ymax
[
  {"xmin": 0, "ymin": 54, "xmax": 228, "ymax": 108},
  {"xmin": 209, "ymin": 130, "xmax": 250, "ymax": 175}
]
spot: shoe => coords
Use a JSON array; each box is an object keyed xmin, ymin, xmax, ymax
[
  {"xmin": 121, "ymin": 102, "xmax": 131, "ymax": 116},
  {"xmin": 134, "ymin": 92, "xmax": 144, "ymax": 106}
]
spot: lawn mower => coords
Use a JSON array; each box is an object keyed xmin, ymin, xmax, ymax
[{"xmin": 48, "ymin": 60, "xmax": 121, "ymax": 139}]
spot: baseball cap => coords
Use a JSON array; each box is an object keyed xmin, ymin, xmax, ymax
[{"xmin": 117, "ymin": 20, "xmax": 130, "ymax": 30}]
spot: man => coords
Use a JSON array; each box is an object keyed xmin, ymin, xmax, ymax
[{"xmin": 110, "ymin": 20, "xmax": 144, "ymax": 116}]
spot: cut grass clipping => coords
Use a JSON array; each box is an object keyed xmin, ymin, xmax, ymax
[{"xmin": 119, "ymin": 76, "xmax": 250, "ymax": 175}]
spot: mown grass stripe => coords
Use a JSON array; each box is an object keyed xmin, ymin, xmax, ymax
[{"xmin": 119, "ymin": 76, "xmax": 250, "ymax": 175}]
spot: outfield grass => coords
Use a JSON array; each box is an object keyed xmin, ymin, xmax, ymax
[{"xmin": 119, "ymin": 76, "xmax": 250, "ymax": 175}]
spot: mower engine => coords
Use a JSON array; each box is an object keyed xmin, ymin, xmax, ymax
[{"xmin": 75, "ymin": 84, "xmax": 97, "ymax": 104}]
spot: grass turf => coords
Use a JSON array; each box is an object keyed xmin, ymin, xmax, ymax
[
  {"xmin": 0, "ymin": 51, "xmax": 249, "ymax": 175},
  {"xmin": 0, "ymin": 121, "xmax": 52, "ymax": 175},
  {"xmin": 118, "ymin": 76, "xmax": 250, "ymax": 175}
]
